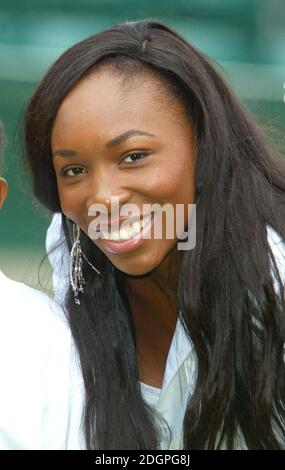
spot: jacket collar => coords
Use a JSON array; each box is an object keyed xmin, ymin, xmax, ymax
[{"xmin": 160, "ymin": 312, "xmax": 194, "ymax": 394}]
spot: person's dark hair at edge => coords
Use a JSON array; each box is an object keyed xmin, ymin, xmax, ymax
[{"xmin": 22, "ymin": 18, "xmax": 285, "ymax": 449}]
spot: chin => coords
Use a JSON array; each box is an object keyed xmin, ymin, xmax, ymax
[
  {"xmin": 112, "ymin": 263, "xmax": 155, "ymax": 277},
  {"xmin": 109, "ymin": 253, "xmax": 160, "ymax": 277}
]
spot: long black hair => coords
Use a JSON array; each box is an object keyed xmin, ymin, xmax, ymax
[{"xmin": 23, "ymin": 18, "xmax": 285, "ymax": 449}]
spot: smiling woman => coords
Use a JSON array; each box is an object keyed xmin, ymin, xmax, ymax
[
  {"xmin": 51, "ymin": 67, "xmax": 195, "ymax": 279},
  {"xmin": 23, "ymin": 18, "xmax": 285, "ymax": 450}
]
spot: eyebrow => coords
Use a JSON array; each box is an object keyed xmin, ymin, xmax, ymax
[{"xmin": 52, "ymin": 129, "xmax": 156, "ymax": 158}]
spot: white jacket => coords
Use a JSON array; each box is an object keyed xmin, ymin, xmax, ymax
[{"xmin": 0, "ymin": 270, "xmax": 84, "ymax": 450}]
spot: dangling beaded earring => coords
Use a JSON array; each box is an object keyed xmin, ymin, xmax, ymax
[
  {"xmin": 70, "ymin": 223, "xmax": 85, "ymax": 305},
  {"xmin": 69, "ymin": 223, "xmax": 101, "ymax": 305}
]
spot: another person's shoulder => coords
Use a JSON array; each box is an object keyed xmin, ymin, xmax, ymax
[
  {"xmin": 0, "ymin": 271, "xmax": 84, "ymax": 449},
  {"xmin": 0, "ymin": 269, "xmax": 68, "ymax": 333}
]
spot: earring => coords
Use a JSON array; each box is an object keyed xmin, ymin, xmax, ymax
[
  {"xmin": 69, "ymin": 223, "xmax": 102, "ymax": 305},
  {"xmin": 70, "ymin": 223, "xmax": 85, "ymax": 305}
]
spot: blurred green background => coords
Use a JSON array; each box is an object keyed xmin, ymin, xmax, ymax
[{"xmin": 0, "ymin": 0, "xmax": 284, "ymax": 290}]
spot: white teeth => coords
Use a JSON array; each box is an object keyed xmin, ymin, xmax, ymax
[
  {"xmin": 120, "ymin": 228, "xmax": 129, "ymax": 239},
  {"xmin": 101, "ymin": 230, "xmax": 110, "ymax": 240},
  {"xmin": 110, "ymin": 232, "xmax": 120, "ymax": 241},
  {"xmin": 101, "ymin": 214, "xmax": 152, "ymax": 241},
  {"xmin": 133, "ymin": 221, "xmax": 141, "ymax": 233}
]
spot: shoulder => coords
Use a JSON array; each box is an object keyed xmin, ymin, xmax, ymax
[
  {"xmin": 0, "ymin": 271, "xmax": 72, "ymax": 371},
  {"xmin": 0, "ymin": 271, "xmax": 83, "ymax": 384},
  {"xmin": 0, "ymin": 272, "xmax": 84, "ymax": 449},
  {"xmin": 0, "ymin": 270, "xmax": 68, "ymax": 331}
]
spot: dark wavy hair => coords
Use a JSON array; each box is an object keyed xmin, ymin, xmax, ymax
[{"xmin": 23, "ymin": 18, "xmax": 285, "ymax": 449}]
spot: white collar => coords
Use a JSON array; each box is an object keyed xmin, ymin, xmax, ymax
[{"xmin": 160, "ymin": 313, "xmax": 194, "ymax": 393}]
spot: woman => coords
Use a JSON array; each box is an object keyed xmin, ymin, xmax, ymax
[
  {"xmin": 0, "ymin": 123, "xmax": 84, "ymax": 450},
  {"xmin": 23, "ymin": 19, "xmax": 285, "ymax": 449}
]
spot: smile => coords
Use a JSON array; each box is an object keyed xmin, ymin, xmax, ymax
[{"xmin": 98, "ymin": 213, "xmax": 155, "ymax": 254}]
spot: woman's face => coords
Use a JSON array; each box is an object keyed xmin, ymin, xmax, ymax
[{"xmin": 52, "ymin": 69, "xmax": 196, "ymax": 276}]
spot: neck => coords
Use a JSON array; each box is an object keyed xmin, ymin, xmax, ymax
[
  {"xmin": 122, "ymin": 247, "xmax": 182, "ymax": 387},
  {"xmin": 124, "ymin": 246, "xmax": 182, "ymax": 329}
]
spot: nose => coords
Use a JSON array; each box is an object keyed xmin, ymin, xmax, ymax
[{"xmin": 86, "ymin": 168, "xmax": 132, "ymax": 219}]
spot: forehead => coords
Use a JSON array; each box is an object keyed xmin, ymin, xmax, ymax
[{"xmin": 52, "ymin": 70, "xmax": 190, "ymax": 143}]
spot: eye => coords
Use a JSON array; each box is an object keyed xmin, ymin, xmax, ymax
[
  {"xmin": 122, "ymin": 151, "xmax": 149, "ymax": 164},
  {"xmin": 60, "ymin": 166, "xmax": 87, "ymax": 177}
]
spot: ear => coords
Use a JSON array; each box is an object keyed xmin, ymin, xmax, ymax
[{"xmin": 0, "ymin": 178, "xmax": 8, "ymax": 208}]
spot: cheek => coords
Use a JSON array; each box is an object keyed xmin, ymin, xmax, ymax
[
  {"xmin": 148, "ymin": 158, "xmax": 195, "ymax": 235},
  {"xmin": 146, "ymin": 158, "xmax": 195, "ymax": 203},
  {"xmin": 57, "ymin": 185, "xmax": 86, "ymax": 225}
]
